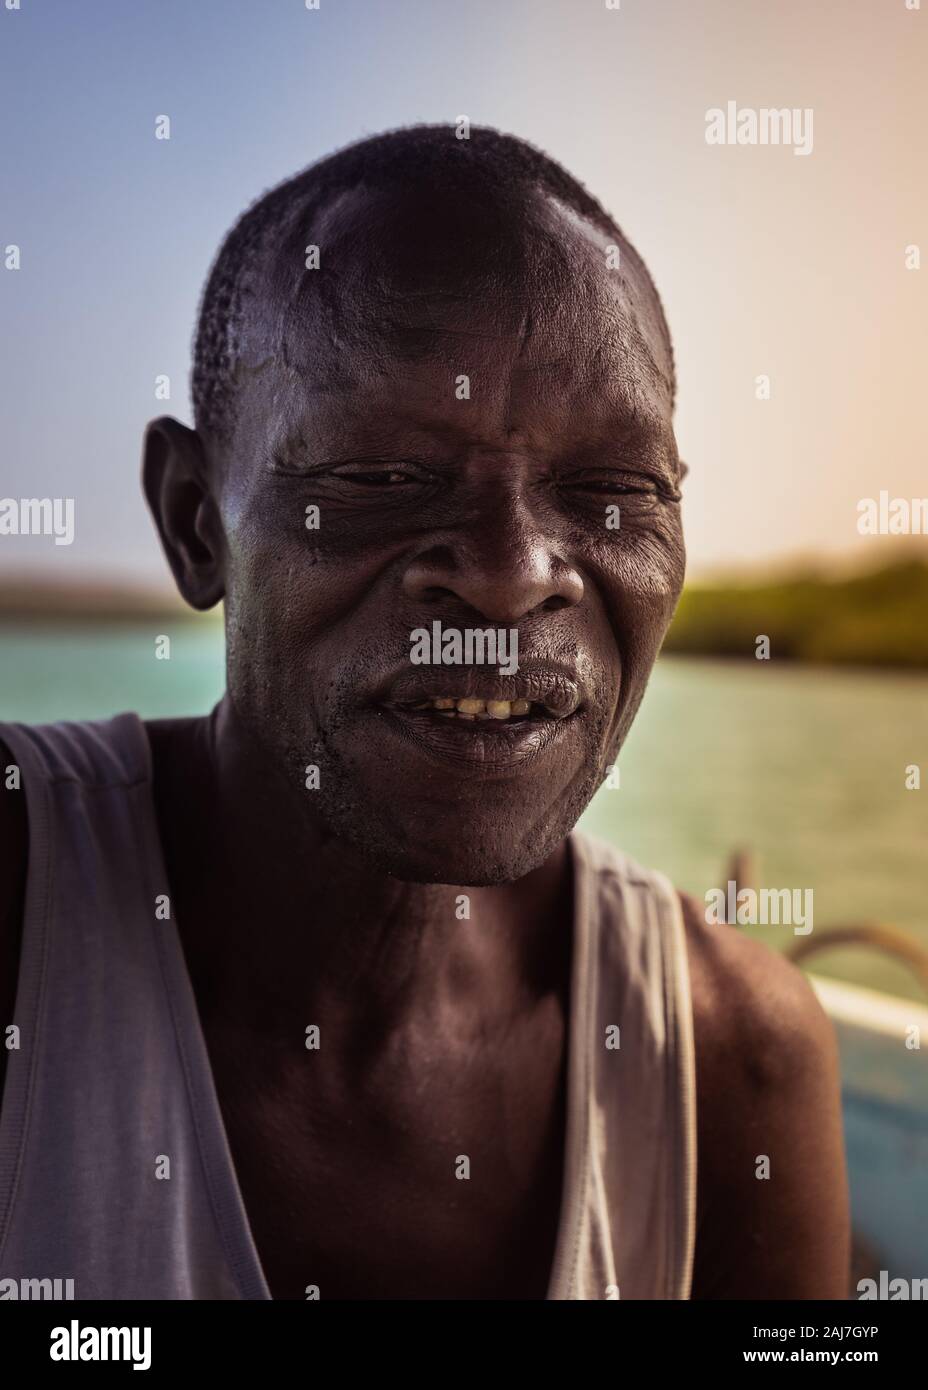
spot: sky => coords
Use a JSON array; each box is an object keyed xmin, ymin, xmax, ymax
[{"xmin": 1, "ymin": 0, "xmax": 926, "ymax": 589}]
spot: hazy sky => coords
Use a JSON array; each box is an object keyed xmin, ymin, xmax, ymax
[{"xmin": 1, "ymin": 0, "xmax": 926, "ymax": 588}]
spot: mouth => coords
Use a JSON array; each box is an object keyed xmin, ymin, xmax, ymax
[
  {"xmin": 377, "ymin": 663, "xmax": 583, "ymax": 720},
  {"xmin": 371, "ymin": 665, "xmax": 585, "ymax": 774},
  {"xmin": 390, "ymin": 694, "xmax": 546, "ymax": 722}
]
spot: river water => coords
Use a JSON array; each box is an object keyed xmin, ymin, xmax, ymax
[{"xmin": 2, "ymin": 626, "xmax": 925, "ymax": 1001}]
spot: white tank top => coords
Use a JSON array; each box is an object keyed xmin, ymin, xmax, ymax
[{"xmin": 0, "ymin": 713, "xmax": 696, "ymax": 1300}]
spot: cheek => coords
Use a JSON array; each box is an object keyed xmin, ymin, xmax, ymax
[
  {"xmin": 219, "ymin": 501, "xmax": 321, "ymax": 727},
  {"xmin": 219, "ymin": 498, "xmax": 408, "ymax": 743},
  {"xmin": 579, "ymin": 521, "xmax": 684, "ymax": 755},
  {"xmin": 586, "ymin": 517, "xmax": 685, "ymax": 650},
  {"xmin": 221, "ymin": 490, "xmax": 364, "ymax": 648}
]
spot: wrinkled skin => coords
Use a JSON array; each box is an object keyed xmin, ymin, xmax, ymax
[
  {"xmin": 134, "ymin": 184, "xmax": 695, "ymax": 1299},
  {"xmin": 150, "ymin": 184, "xmax": 684, "ymax": 885},
  {"xmin": 0, "ymin": 178, "xmax": 849, "ymax": 1303}
]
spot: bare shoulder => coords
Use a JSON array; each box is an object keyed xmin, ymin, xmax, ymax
[
  {"xmin": 676, "ymin": 891, "xmax": 850, "ymax": 1299},
  {"xmin": 678, "ymin": 889, "xmax": 838, "ymax": 1081}
]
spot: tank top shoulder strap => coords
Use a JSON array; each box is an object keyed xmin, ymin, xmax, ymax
[
  {"xmin": 0, "ymin": 714, "xmax": 270, "ymax": 1300},
  {"xmin": 560, "ymin": 828, "xmax": 697, "ymax": 1300},
  {"xmin": 0, "ymin": 711, "xmax": 152, "ymax": 788}
]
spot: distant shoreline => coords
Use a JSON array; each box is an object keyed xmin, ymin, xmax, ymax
[
  {"xmin": 0, "ymin": 583, "xmax": 215, "ymax": 626},
  {"xmin": 2, "ymin": 558, "xmax": 927, "ymax": 669},
  {"xmin": 662, "ymin": 558, "xmax": 928, "ymax": 670}
]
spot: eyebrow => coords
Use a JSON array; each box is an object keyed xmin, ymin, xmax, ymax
[
  {"xmin": 263, "ymin": 385, "xmax": 675, "ymax": 470},
  {"xmin": 266, "ymin": 408, "xmax": 495, "ymax": 460},
  {"xmin": 263, "ymin": 421, "xmax": 456, "ymax": 472}
]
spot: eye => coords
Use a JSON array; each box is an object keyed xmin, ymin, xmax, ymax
[
  {"xmin": 556, "ymin": 463, "xmax": 683, "ymax": 506},
  {"xmin": 329, "ymin": 464, "xmax": 430, "ymax": 488},
  {"xmin": 560, "ymin": 472, "xmax": 661, "ymax": 499},
  {"xmin": 337, "ymin": 470, "xmax": 413, "ymax": 486},
  {"xmin": 570, "ymin": 479, "xmax": 655, "ymax": 495}
]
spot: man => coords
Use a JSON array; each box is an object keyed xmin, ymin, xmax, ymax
[{"xmin": 0, "ymin": 125, "xmax": 848, "ymax": 1300}]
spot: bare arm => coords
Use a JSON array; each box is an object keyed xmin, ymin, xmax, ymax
[{"xmin": 683, "ymin": 893, "xmax": 850, "ymax": 1299}]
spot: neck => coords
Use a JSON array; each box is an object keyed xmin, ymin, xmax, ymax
[{"xmin": 153, "ymin": 697, "xmax": 575, "ymax": 1034}]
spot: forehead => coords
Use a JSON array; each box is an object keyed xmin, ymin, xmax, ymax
[{"xmin": 231, "ymin": 183, "xmax": 673, "ymax": 460}]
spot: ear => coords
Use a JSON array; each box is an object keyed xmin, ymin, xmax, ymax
[{"xmin": 142, "ymin": 417, "xmax": 225, "ymax": 610}]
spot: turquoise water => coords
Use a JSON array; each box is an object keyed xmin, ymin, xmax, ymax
[
  {"xmin": 2, "ymin": 623, "xmax": 926, "ymax": 1001},
  {"xmin": 0, "ymin": 623, "xmax": 227, "ymax": 721},
  {"xmin": 580, "ymin": 657, "xmax": 928, "ymax": 1002}
]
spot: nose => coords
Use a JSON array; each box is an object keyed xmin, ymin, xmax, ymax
[{"xmin": 400, "ymin": 492, "xmax": 584, "ymax": 624}]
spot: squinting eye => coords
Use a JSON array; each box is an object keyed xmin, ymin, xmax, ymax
[
  {"xmin": 336, "ymin": 470, "xmax": 418, "ymax": 486},
  {"xmin": 565, "ymin": 477, "xmax": 658, "ymax": 497}
]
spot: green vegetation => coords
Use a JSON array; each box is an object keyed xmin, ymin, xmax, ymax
[
  {"xmin": 664, "ymin": 559, "xmax": 928, "ymax": 669},
  {"xmin": 3, "ymin": 559, "xmax": 927, "ymax": 669}
]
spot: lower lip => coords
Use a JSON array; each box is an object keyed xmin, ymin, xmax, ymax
[{"xmin": 373, "ymin": 705, "xmax": 575, "ymax": 775}]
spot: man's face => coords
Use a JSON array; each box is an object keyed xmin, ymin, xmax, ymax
[{"xmin": 212, "ymin": 184, "xmax": 684, "ymax": 884}]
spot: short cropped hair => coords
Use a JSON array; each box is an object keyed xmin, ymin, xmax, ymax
[{"xmin": 191, "ymin": 123, "xmax": 675, "ymax": 447}]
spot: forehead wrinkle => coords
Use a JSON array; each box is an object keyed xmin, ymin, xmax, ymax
[
  {"xmin": 250, "ymin": 296, "xmax": 670, "ymax": 457},
  {"xmin": 246, "ymin": 196, "xmax": 672, "ymax": 446},
  {"xmin": 268, "ymin": 352, "xmax": 670, "ymax": 466},
  {"xmin": 265, "ymin": 196, "xmax": 586, "ymax": 371},
  {"xmin": 532, "ymin": 193, "xmax": 674, "ymax": 396}
]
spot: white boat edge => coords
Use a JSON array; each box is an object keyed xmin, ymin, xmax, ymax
[
  {"xmin": 809, "ymin": 973, "xmax": 928, "ymax": 1277},
  {"xmin": 810, "ymin": 973, "xmax": 928, "ymax": 1038}
]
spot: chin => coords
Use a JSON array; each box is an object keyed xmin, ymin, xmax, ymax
[{"xmin": 333, "ymin": 805, "xmax": 575, "ymax": 886}]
